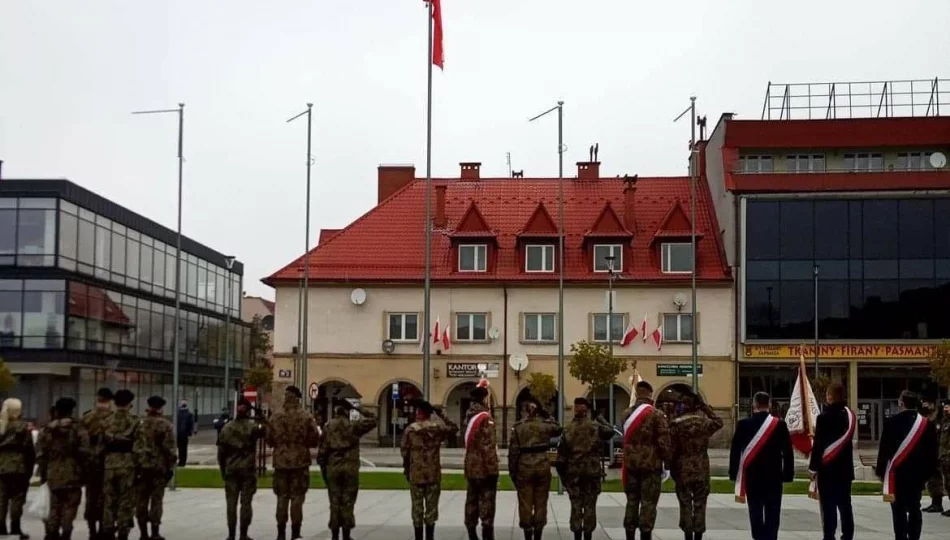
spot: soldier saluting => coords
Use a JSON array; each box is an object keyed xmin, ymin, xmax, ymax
[
  {"xmin": 508, "ymin": 395, "xmax": 561, "ymax": 540},
  {"xmin": 401, "ymin": 400, "xmax": 458, "ymax": 540},
  {"xmin": 462, "ymin": 384, "xmax": 499, "ymax": 540},
  {"xmin": 133, "ymin": 396, "xmax": 177, "ymax": 540},
  {"xmin": 217, "ymin": 398, "xmax": 266, "ymax": 540},
  {"xmin": 81, "ymin": 388, "xmax": 113, "ymax": 540},
  {"xmin": 669, "ymin": 388, "xmax": 722, "ymax": 540},
  {"xmin": 320, "ymin": 398, "xmax": 377, "ymax": 540},
  {"xmin": 266, "ymin": 386, "xmax": 319, "ymax": 540}
]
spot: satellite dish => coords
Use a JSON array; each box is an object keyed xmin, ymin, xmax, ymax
[
  {"xmin": 488, "ymin": 327, "xmax": 501, "ymax": 340},
  {"xmin": 508, "ymin": 353, "xmax": 529, "ymax": 372},
  {"xmin": 381, "ymin": 339, "xmax": 395, "ymax": 354},
  {"xmin": 930, "ymin": 151, "xmax": 947, "ymax": 169},
  {"xmin": 350, "ymin": 288, "xmax": 367, "ymax": 305},
  {"xmin": 673, "ymin": 292, "xmax": 688, "ymax": 308}
]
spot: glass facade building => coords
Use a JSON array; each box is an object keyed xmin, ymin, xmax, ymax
[{"xmin": 0, "ymin": 179, "xmax": 247, "ymax": 420}]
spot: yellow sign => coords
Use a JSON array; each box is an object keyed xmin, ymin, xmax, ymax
[{"xmin": 743, "ymin": 344, "xmax": 937, "ymax": 359}]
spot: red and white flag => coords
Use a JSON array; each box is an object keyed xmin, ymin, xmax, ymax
[
  {"xmin": 432, "ymin": 317, "xmax": 441, "ymax": 344},
  {"xmin": 441, "ymin": 325, "xmax": 451, "ymax": 350},
  {"xmin": 786, "ymin": 352, "xmax": 821, "ymax": 456},
  {"xmin": 641, "ymin": 314, "xmax": 648, "ymax": 342},
  {"xmin": 620, "ymin": 321, "xmax": 638, "ymax": 347},
  {"xmin": 425, "ymin": 0, "xmax": 444, "ymax": 69},
  {"xmin": 651, "ymin": 325, "xmax": 662, "ymax": 351}
]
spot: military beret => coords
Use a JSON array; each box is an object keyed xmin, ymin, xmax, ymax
[
  {"xmin": 636, "ymin": 380, "xmax": 653, "ymax": 393},
  {"xmin": 114, "ymin": 389, "xmax": 135, "ymax": 407},
  {"xmin": 55, "ymin": 397, "xmax": 76, "ymax": 416},
  {"xmin": 470, "ymin": 387, "xmax": 489, "ymax": 400},
  {"xmin": 285, "ymin": 386, "xmax": 302, "ymax": 398},
  {"xmin": 147, "ymin": 396, "xmax": 166, "ymax": 409},
  {"xmin": 416, "ymin": 400, "xmax": 434, "ymax": 415},
  {"xmin": 573, "ymin": 397, "xmax": 590, "ymax": 407},
  {"xmin": 96, "ymin": 388, "xmax": 114, "ymax": 400},
  {"xmin": 523, "ymin": 395, "xmax": 541, "ymax": 408}
]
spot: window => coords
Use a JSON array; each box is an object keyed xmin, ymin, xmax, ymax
[
  {"xmin": 785, "ymin": 154, "xmax": 825, "ymax": 173},
  {"xmin": 456, "ymin": 313, "xmax": 488, "ymax": 341},
  {"xmin": 593, "ymin": 244, "xmax": 622, "ymax": 272},
  {"xmin": 458, "ymin": 244, "xmax": 487, "ymax": 272},
  {"xmin": 523, "ymin": 313, "xmax": 556, "ymax": 342},
  {"xmin": 661, "ymin": 243, "xmax": 693, "ymax": 273},
  {"xmin": 897, "ymin": 152, "xmax": 934, "ymax": 171},
  {"xmin": 739, "ymin": 155, "xmax": 773, "ymax": 173},
  {"xmin": 525, "ymin": 244, "xmax": 554, "ymax": 272},
  {"xmin": 0, "ymin": 202, "xmax": 16, "ymax": 265},
  {"xmin": 388, "ymin": 313, "xmax": 419, "ymax": 341},
  {"xmin": 593, "ymin": 313, "xmax": 624, "ymax": 343},
  {"xmin": 663, "ymin": 313, "xmax": 693, "ymax": 343},
  {"xmin": 843, "ymin": 153, "xmax": 883, "ymax": 172}
]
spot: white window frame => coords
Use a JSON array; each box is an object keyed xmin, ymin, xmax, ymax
[
  {"xmin": 662, "ymin": 313, "xmax": 694, "ymax": 343},
  {"xmin": 843, "ymin": 152, "xmax": 884, "ymax": 172},
  {"xmin": 896, "ymin": 152, "xmax": 934, "ymax": 171},
  {"xmin": 458, "ymin": 244, "xmax": 487, "ymax": 272},
  {"xmin": 455, "ymin": 312, "xmax": 488, "ymax": 342},
  {"xmin": 739, "ymin": 155, "xmax": 773, "ymax": 173},
  {"xmin": 388, "ymin": 312, "xmax": 419, "ymax": 342},
  {"xmin": 593, "ymin": 244, "xmax": 623, "ymax": 273},
  {"xmin": 785, "ymin": 154, "xmax": 825, "ymax": 173},
  {"xmin": 592, "ymin": 313, "xmax": 625, "ymax": 343},
  {"xmin": 525, "ymin": 244, "xmax": 555, "ymax": 273},
  {"xmin": 661, "ymin": 243, "xmax": 693, "ymax": 274},
  {"xmin": 523, "ymin": 313, "xmax": 557, "ymax": 343}
]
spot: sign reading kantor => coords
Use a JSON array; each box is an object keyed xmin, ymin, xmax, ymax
[{"xmin": 744, "ymin": 344, "xmax": 937, "ymax": 359}]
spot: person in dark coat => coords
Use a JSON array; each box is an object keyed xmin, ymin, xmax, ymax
[
  {"xmin": 876, "ymin": 391, "xmax": 939, "ymax": 540},
  {"xmin": 728, "ymin": 392, "xmax": 794, "ymax": 540},
  {"xmin": 808, "ymin": 382, "xmax": 855, "ymax": 540},
  {"xmin": 176, "ymin": 401, "xmax": 195, "ymax": 467}
]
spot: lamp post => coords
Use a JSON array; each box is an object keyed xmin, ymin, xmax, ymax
[
  {"xmin": 674, "ymin": 96, "xmax": 699, "ymax": 391},
  {"xmin": 287, "ymin": 104, "xmax": 314, "ymax": 402},
  {"xmin": 223, "ymin": 256, "xmax": 236, "ymax": 413},
  {"xmin": 605, "ymin": 255, "xmax": 619, "ymax": 430},
  {"xmin": 132, "ymin": 102, "xmax": 184, "ymax": 490}
]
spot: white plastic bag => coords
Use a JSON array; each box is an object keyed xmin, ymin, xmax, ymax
[{"xmin": 27, "ymin": 483, "xmax": 50, "ymax": 521}]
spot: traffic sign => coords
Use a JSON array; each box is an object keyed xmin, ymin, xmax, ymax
[
  {"xmin": 391, "ymin": 382, "xmax": 400, "ymax": 400},
  {"xmin": 243, "ymin": 386, "xmax": 257, "ymax": 404},
  {"xmin": 308, "ymin": 382, "xmax": 319, "ymax": 400}
]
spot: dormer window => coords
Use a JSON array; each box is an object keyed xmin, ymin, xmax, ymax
[
  {"xmin": 458, "ymin": 244, "xmax": 487, "ymax": 272},
  {"xmin": 593, "ymin": 244, "xmax": 622, "ymax": 272},
  {"xmin": 661, "ymin": 242, "xmax": 693, "ymax": 274},
  {"xmin": 525, "ymin": 244, "xmax": 554, "ymax": 273}
]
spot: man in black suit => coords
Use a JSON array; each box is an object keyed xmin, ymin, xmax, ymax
[
  {"xmin": 876, "ymin": 390, "xmax": 939, "ymax": 540},
  {"xmin": 729, "ymin": 392, "xmax": 794, "ymax": 540},
  {"xmin": 808, "ymin": 382, "xmax": 855, "ymax": 540}
]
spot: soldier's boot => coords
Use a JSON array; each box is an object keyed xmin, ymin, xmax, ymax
[
  {"xmin": 424, "ymin": 524, "xmax": 435, "ymax": 540},
  {"xmin": 532, "ymin": 528, "xmax": 543, "ymax": 540},
  {"xmin": 465, "ymin": 526, "xmax": 479, "ymax": 540},
  {"xmin": 239, "ymin": 523, "xmax": 253, "ymax": 540},
  {"xmin": 693, "ymin": 533, "xmax": 703, "ymax": 540},
  {"xmin": 481, "ymin": 526, "xmax": 493, "ymax": 540},
  {"xmin": 150, "ymin": 524, "xmax": 164, "ymax": 540},
  {"xmin": 290, "ymin": 524, "xmax": 302, "ymax": 540},
  {"xmin": 341, "ymin": 528, "xmax": 353, "ymax": 540},
  {"xmin": 0, "ymin": 520, "xmax": 8, "ymax": 535},
  {"xmin": 275, "ymin": 525, "xmax": 286, "ymax": 540},
  {"xmin": 61, "ymin": 529, "xmax": 73, "ymax": 540},
  {"xmin": 683, "ymin": 533, "xmax": 691, "ymax": 540},
  {"xmin": 923, "ymin": 497, "xmax": 943, "ymax": 512},
  {"xmin": 329, "ymin": 528, "xmax": 339, "ymax": 540},
  {"xmin": 639, "ymin": 532, "xmax": 651, "ymax": 540},
  {"xmin": 85, "ymin": 521, "xmax": 97, "ymax": 540},
  {"xmin": 571, "ymin": 531, "xmax": 581, "ymax": 540},
  {"xmin": 942, "ymin": 509, "xmax": 950, "ymax": 517},
  {"xmin": 226, "ymin": 523, "xmax": 236, "ymax": 540},
  {"xmin": 413, "ymin": 526, "xmax": 423, "ymax": 540},
  {"xmin": 136, "ymin": 519, "xmax": 149, "ymax": 540},
  {"xmin": 582, "ymin": 531, "xmax": 593, "ymax": 540},
  {"xmin": 624, "ymin": 530, "xmax": 635, "ymax": 540},
  {"xmin": 11, "ymin": 519, "xmax": 29, "ymax": 540},
  {"xmin": 522, "ymin": 529, "xmax": 532, "ymax": 540}
]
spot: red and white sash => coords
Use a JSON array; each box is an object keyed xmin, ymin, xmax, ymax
[
  {"xmin": 620, "ymin": 403, "xmax": 654, "ymax": 485},
  {"xmin": 809, "ymin": 407, "xmax": 856, "ymax": 499},
  {"xmin": 464, "ymin": 411, "xmax": 491, "ymax": 449},
  {"xmin": 735, "ymin": 414, "xmax": 780, "ymax": 504},
  {"xmin": 882, "ymin": 413, "xmax": 928, "ymax": 502}
]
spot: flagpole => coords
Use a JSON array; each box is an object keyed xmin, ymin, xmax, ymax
[{"xmin": 422, "ymin": 0, "xmax": 434, "ymax": 401}]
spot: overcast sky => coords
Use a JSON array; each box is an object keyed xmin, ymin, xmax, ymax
[{"xmin": 2, "ymin": 0, "xmax": 948, "ymax": 297}]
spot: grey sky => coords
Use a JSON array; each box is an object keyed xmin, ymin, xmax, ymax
[{"xmin": 2, "ymin": 0, "xmax": 948, "ymax": 298}]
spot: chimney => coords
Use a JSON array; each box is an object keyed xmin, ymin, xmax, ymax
[
  {"xmin": 623, "ymin": 174, "xmax": 638, "ymax": 231},
  {"xmin": 460, "ymin": 162, "xmax": 481, "ymax": 180},
  {"xmin": 434, "ymin": 185, "xmax": 448, "ymax": 228},
  {"xmin": 577, "ymin": 161, "xmax": 600, "ymax": 180},
  {"xmin": 377, "ymin": 165, "xmax": 416, "ymax": 203}
]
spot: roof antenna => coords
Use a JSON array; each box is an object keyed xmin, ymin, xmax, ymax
[
  {"xmin": 594, "ymin": 143, "xmax": 599, "ymax": 162},
  {"xmin": 506, "ymin": 151, "xmax": 512, "ymax": 178}
]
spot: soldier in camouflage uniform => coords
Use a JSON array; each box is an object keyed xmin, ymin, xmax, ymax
[
  {"xmin": 462, "ymin": 386, "xmax": 499, "ymax": 540},
  {"xmin": 940, "ymin": 399, "xmax": 950, "ymax": 518},
  {"xmin": 618, "ymin": 380, "xmax": 671, "ymax": 540},
  {"xmin": 265, "ymin": 386, "xmax": 319, "ymax": 540},
  {"xmin": 81, "ymin": 388, "xmax": 113, "ymax": 540},
  {"xmin": 133, "ymin": 396, "xmax": 177, "ymax": 540},
  {"xmin": 37, "ymin": 398, "xmax": 91, "ymax": 540},
  {"xmin": 217, "ymin": 398, "xmax": 266, "ymax": 540},
  {"xmin": 0, "ymin": 398, "xmax": 35, "ymax": 539},
  {"xmin": 401, "ymin": 400, "xmax": 458, "ymax": 540},
  {"xmin": 921, "ymin": 397, "xmax": 945, "ymax": 513},
  {"xmin": 555, "ymin": 397, "xmax": 614, "ymax": 540},
  {"xmin": 669, "ymin": 389, "xmax": 723, "ymax": 540},
  {"xmin": 320, "ymin": 398, "xmax": 377, "ymax": 540},
  {"xmin": 509, "ymin": 396, "xmax": 561, "ymax": 540},
  {"xmin": 101, "ymin": 389, "xmax": 140, "ymax": 540}
]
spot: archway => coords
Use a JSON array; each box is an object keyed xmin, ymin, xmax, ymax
[
  {"xmin": 513, "ymin": 386, "xmax": 560, "ymax": 422},
  {"xmin": 584, "ymin": 384, "xmax": 632, "ymax": 426},
  {"xmin": 655, "ymin": 382, "xmax": 705, "ymax": 418},
  {"xmin": 443, "ymin": 381, "xmax": 498, "ymax": 448},
  {"xmin": 375, "ymin": 380, "xmax": 423, "ymax": 446},
  {"xmin": 313, "ymin": 379, "xmax": 362, "ymax": 425}
]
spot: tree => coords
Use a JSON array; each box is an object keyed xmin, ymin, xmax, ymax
[
  {"xmin": 0, "ymin": 357, "xmax": 14, "ymax": 393},
  {"xmin": 244, "ymin": 315, "xmax": 274, "ymax": 393},
  {"xmin": 929, "ymin": 340, "xmax": 950, "ymax": 390},
  {"xmin": 568, "ymin": 340, "xmax": 628, "ymax": 405},
  {"xmin": 526, "ymin": 372, "xmax": 556, "ymax": 409}
]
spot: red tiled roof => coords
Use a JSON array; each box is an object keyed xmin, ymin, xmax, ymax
[
  {"xmin": 264, "ymin": 176, "xmax": 731, "ymax": 284},
  {"xmin": 651, "ymin": 200, "xmax": 704, "ymax": 243},
  {"xmin": 318, "ymin": 229, "xmax": 342, "ymax": 245}
]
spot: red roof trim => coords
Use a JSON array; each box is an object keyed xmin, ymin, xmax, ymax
[
  {"xmin": 651, "ymin": 200, "xmax": 704, "ymax": 243},
  {"xmin": 517, "ymin": 202, "xmax": 558, "ymax": 237},
  {"xmin": 584, "ymin": 202, "xmax": 632, "ymax": 238},
  {"xmin": 450, "ymin": 201, "xmax": 497, "ymax": 238}
]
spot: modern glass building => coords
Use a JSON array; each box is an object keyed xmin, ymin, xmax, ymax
[{"xmin": 0, "ymin": 179, "xmax": 248, "ymax": 421}]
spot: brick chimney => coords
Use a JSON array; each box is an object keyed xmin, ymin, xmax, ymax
[
  {"xmin": 623, "ymin": 174, "xmax": 638, "ymax": 231},
  {"xmin": 378, "ymin": 165, "xmax": 416, "ymax": 203},
  {"xmin": 576, "ymin": 161, "xmax": 600, "ymax": 180},
  {"xmin": 460, "ymin": 162, "xmax": 481, "ymax": 180},
  {"xmin": 434, "ymin": 185, "xmax": 448, "ymax": 228}
]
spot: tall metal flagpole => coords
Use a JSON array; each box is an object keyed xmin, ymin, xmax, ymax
[
  {"xmin": 132, "ymin": 102, "xmax": 184, "ymax": 490},
  {"xmin": 223, "ymin": 256, "xmax": 236, "ymax": 412},
  {"xmin": 675, "ymin": 97, "xmax": 699, "ymax": 391},
  {"xmin": 422, "ymin": 1, "xmax": 434, "ymax": 400}
]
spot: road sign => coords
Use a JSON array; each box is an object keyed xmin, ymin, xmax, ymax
[
  {"xmin": 392, "ymin": 382, "xmax": 400, "ymax": 400},
  {"xmin": 308, "ymin": 382, "xmax": 319, "ymax": 400},
  {"xmin": 243, "ymin": 386, "xmax": 257, "ymax": 404}
]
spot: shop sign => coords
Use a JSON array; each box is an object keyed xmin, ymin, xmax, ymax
[
  {"xmin": 656, "ymin": 363, "xmax": 703, "ymax": 377},
  {"xmin": 446, "ymin": 362, "xmax": 500, "ymax": 378},
  {"xmin": 278, "ymin": 369, "xmax": 292, "ymax": 379},
  {"xmin": 743, "ymin": 344, "xmax": 937, "ymax": 359}
]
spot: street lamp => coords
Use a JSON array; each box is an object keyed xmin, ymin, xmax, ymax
[
  {"xmin": 674, "ymin": 96, "xmax": 700, "ymax": 391},
  {"xmin": 223, "ymin": 255, "xmax": 236, "ymax": 414},
  {"xmin": 605, "ymin": 255, "xmax": 619, "ymax": 429},
  {"xmin": 132, "ymin": 102, "xmax": 184, "ymax": 490}
]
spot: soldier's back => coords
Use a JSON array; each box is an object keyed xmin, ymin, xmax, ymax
[
  {"xmin": 102, "ymin": 410, "xmax": 139, "ymax": 470},
  {"xmin": 82, "ymin": 408, "xmax": 113, "ymax": 459},
  {"xmin": 39, "ymin": 418, "xmax": 88, "ymax": 490},
  {"xmin": 463, "ymin": 404, "xmax": 499, "ymax": 478},
  {"xmin": 561, "ymin": 417, "xmax": 603, "ymax": 478},
  {"xmin": 620, "ymin": 402, "xmax": 671, "ymax": 473},
  {"xmin": 670, "ymin": 411, "xmax": 718, "ymax": 479},
  {"xmin": 219, "ymin": 417, "xmax": 261, "ymax": 472},
  {"xmin": 135, "ymin": 415, "xmax": 175, "ymax": 473},
  {"xmin": 269, "ymin": 407, "xmax": 314, "ymax": 469},
  {"xmin": 324, "ymin": 417, "xmax": 361, "ymax": 472},
  {"xmin": 513, "ymin": 417, "xmax": 560, "ymax": 476},
  {"xmin": 403, "ymin": 419, "xmax": 450, "ymax": 484}
]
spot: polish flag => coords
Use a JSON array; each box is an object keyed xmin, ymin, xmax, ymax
[
  {"xmin": 425, "ymin": 0, "xmax": 444, "ymax": 69},
  {"xmin": 433, "ymin": 317, "xmax": 441, "ymax": 344},
  {"xmin": 620, "ymin": 322, "xmax": 638, "ymax": 347},
  {"xmin": 641, "ymin": 314, "xmax": 648, "ymax": 342},
  {"xmin": 651, "ymin": 325, "xmax": 663, "ymax": 351},
  {"xmin": 441, "ymin": 325, "xmax": 451, "ymax": 350}
]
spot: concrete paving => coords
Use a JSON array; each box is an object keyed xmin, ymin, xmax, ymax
[{"xmin": 12, "ymin": 489, "xmax": 949, "ymax": 540}]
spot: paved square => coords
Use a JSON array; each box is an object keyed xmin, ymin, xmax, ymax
[{"xmin": 13, "ymin": 489, "xmax": 949, "ymax": 539}]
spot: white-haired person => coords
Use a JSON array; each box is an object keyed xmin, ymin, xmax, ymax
[{"xmin": 0, "ymin": 398, "xmax": 36, "ymax": 539}]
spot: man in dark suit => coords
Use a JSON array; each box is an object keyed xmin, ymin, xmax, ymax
[
  {"xmin": 729, "ymin": 392, "xmax": 794, "ymax": 540},
  {"xmin": 876, "ymin": 391, "xmax": 939, "ymax": 540},
  {"xmin": 808, "ymin": 382, "xmax": 855, "ymax": 540}
]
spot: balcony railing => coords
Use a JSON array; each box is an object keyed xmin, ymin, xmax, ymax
[{"xmin": 761, "ymin": 78, "xmax": 949, "ymax": 120}]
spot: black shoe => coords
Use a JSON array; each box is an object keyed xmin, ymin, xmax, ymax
[
  {"xmin": 640, "ymin": 532, "xmax": 652, "ymax": 540},
  {"xmin": 523, "ymin": 530, "xmax": 532, "ymax": 540},
  {"xmin": 275, "ymin": 525, "xmax": 286, "ymax": 540},
  {"xmin": 466, "ymin": 527, "xmax": 479, "ymax": 540},
  {"xmin": 684, "ymin": 533, "xmax": 691, "ymax": 540},
  {"xmin": 290, "ymin": 525, "xmax": 302, "ymax": 540},
  {"xmin": 583, "ymin": 531, "xmax": 593, "ymax": 540},
  {"xmin": 330, "ymin": 528, "xmax": 339, "ymax": 540},
  {"xmin": 694, "ymin": 533, "xmax": 703, "ymax": 540},
  {"xmin": 425, "ymin": 524, "xmax": 434, "ymax": 540},
  {"xmin": 942, "ymin": 509, "xmax": 950, "ymax": 517},
  {"xmin": 341, "ymin": 528, "xmax": 352, "ymax": 540},
  {"xmin": 414, "ymin": 526, "xmax": 424, "ymax": 540},
  {"xmin": 150, "ymin": 524, "xmax": 164, "ymax": 540},
  {"xmin": 923, "ymin": 500, "xmax": 944, "ymax": 513}
]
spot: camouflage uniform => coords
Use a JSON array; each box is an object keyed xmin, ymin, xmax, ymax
[
  {"xmin": 265, "ymin": 394, "xmax": 319, "ymax": 538},
  {"xmin": 36, "ymin": 418, "xmax": 91, "ymax": 539},
  {"xmin": 463, "ymin": 402, "xmax": 499, "ymax": 537},
  {"xmin": 101, "ymin": 409, "xmax": 140, "ymax": 538},
  {"xmin": 939, "ymin": 412, "xmax": 950, "ymax": 511},
  {"xmin": 320, "ymin": 405, "xmax": 377, "ymax": 536},
  {"xmin": 924, "ymin": 409, "xmax": 945, "ymax": 509},
  {"xmin": 508, "ymin": 414, "xmax": 561, "ymax": 535},
  {"xmin": 0, "ymin": 418, "xmax": 35, "ymax": 536},
  {"xmin": 669, "ymin": 403, "xmax": 723, "ymax": 536},
  {"xmin": 619, "ymin": 398, "xmax": 672, "ymax": 536},
  {"xmin": 81, "ymin": 406, "xmax": 113, "ymax": 531},
  {"xmin": 555, "ymin": 413, "xmax": 614, "ymax": 536},
  {"xmin": 218, "ymin": 414, "xmax": 265, "ymax": 540},
  {"xmin": 401, "ymin": 410, "xmax": 458, "ymax": 528},
  {"xmin": 132, "ymin": 413, "xmax": 176, "ymax": 537}
]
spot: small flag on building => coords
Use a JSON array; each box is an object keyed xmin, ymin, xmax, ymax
[{"xmin": 620, "ymin": 321, "xmax": 638, "ymax": 347}]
